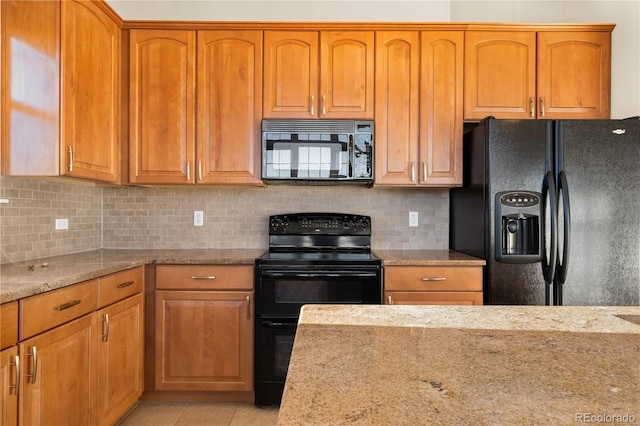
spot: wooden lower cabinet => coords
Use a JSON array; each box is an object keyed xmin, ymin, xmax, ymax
[
  {"xmin": 384, "ymin": 265, "xmax": 483, "ymax": 306},
  {"xmin": 155, "ymin": 290, "xmax": 253, "ymax": 392},
  {"xmin": 0, "ymin": 346, "xmax": 18, "ymax": 426},
  {"xmin": 19, "ymin": 314, "xmax": 99, "ymax": 426},
  {"xmin": 97, "ymin": 294, "xmax": 144, "ymax": 426}
]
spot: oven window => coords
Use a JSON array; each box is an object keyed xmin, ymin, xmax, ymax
[
  {"xmin": 274, "ymin": 335, "xmax": 294, "ymax": 378},
  {"xmin": 275, "ymin": 280, "xmax": 363, "ymax": 304}
]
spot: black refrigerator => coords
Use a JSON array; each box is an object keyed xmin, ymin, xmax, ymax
[{"xmin": 450, "ymin": 117, "xmax": 640, "ymax": 306}]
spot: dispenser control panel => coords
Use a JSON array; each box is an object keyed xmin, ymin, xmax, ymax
[{"xmin": 499, "ymin": 192, "xmax": 540, "ymax": 208}]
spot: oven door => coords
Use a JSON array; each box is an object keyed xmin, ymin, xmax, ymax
[
  {"xmin": 254, "ymin": 317, "xmax": 297, "ymax": 406},
  {"xmin": 255, "ymin": 267, "xmax": 382, "ymax": 316}
]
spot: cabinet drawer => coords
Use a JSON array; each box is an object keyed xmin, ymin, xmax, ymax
[
  {"xmin": 156, "ymin": 265, "xmax": 253, "ymax": 290},
  {"xmin": 384, "ymin": 266, "xmax": 482, "ymax": 291},
  {"xmin": 98, "ymin": 267, "xmax": 143, "ymax": 308},
  {"xmin": 385, "ymin": 291, "xmax": 483, "ymax": 305},
  {"xmin": 20, "ymin": 280, "xmax": 99, "ymax": 339},
  {"xmin": 0, "ymin": 301, "xmax": 19, "ymax": 350}
]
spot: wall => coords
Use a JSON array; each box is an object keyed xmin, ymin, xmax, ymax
[
  {"xmin": 101, "ymin": 185, "xmax": 448, "ymax": 251},
  {"xmin": 0, "ymin": 176, "xmax": 102, "ymax": 263},
  {"xmin": 0, "ymin": 175, "xmax": 449, "ymax": 263}
]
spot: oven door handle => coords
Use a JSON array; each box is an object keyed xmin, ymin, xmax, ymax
[
  {"xmin": 261, "ymin": 271, "xmax": 379, "ymax": 278},
  {"xmin": 260, "ymin": 320, "xmax": 298, "ymax": 329}
]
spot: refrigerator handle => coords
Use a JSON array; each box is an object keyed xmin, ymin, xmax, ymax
[
  {"xmin": 541, "ymin": 171, "xmax": 558, "ymax": 286},
  {"xmin": 556, "ymin": 171, "xmax": 571, "ymax": 284}
]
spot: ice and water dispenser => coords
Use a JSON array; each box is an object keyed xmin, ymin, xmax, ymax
[{"xmin": 495, "ymin": 191, "xmax": 543, "ymax": 263}]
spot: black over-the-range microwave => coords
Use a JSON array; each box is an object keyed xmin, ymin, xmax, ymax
[{"xmin": 261, "ymin": 120, "xmax": 374, "ymax": 184}]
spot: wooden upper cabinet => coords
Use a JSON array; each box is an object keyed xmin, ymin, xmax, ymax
[
  {"xmin": 375, "ymin": 31, "xmax": 463, "ymax": 187},
  {"xmin": 420, "ymin": 31, "xmax": 463, "ymax": 186},
  {"xmin": 537, "ymin": 31, "xmax": 611, "ymax": 119},
  {"xmin": 320, "ymin": 31, "xmax": 374, "ymax": 119},
  {"xmin": 129, "ymin": 30, "xmax": 196, "ymax": 184},
  {"xmin": 374, "ymin": 31, "xmax": 420, "ymax": 185},
  {"xmin": 61, "ymin": 0, "xmax": 120, "ymax": 182},
  {"xmin": 197, "ymin": 31, "xmax": 263, "ymax": 185},
  {"xmin": 464, "ymin": 31, "xmax": 537, "ymax": 120},
  {"xmin": 465, "ymin": 28, "xmax": 612, "ymax": 120},
  {"xmin": 1, "ymin": 0, "xmax": 120, "ymax": 183},
  {"xmin": 263, "ymin": 31, "xmax": 374, "ymax": 119}
]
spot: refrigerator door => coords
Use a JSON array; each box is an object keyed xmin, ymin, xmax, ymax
[
  {"xmin": 555, "ymin": 118, "xmax": 640, "ymax": 305},
  {"xmin": 451, "ymin": 118, "xmax": 554, "ymax": 305}
]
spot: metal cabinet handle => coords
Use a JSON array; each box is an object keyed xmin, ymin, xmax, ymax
[
  {"xmin": 27, "ymin": 346, "xmax": 37, "ymax": 384},
  {"xmin": 422, "ymin": 162, "xmax": 427, "ymax": 183},
  {"xmin": 422, "ymin": 277, "xmax": 447, "ymax": 282},
  {"xmin": 540, "ymin": 97, "xmax": 546, "ymax": 117},
  {"xmin": 10, "ymin": 355, "xmax": 19, "ymax": 395},
  {"xmin": 387, "ymin": 295, "xmax": 393, "ymax": 305},
  {"xmin": 530, "ymin": 97, "xmax": 535, "ymax": 117},
  {"xmin": 322, "ymin": 95, "xmax": 326, "ymax": 116},
  {"xmin": 310, "ymin": 95, "xmax": 315, "ymax": 117},
  {"xmin": 198, "ymin": 160, "xmax": 203, "ymax": 182},
  {"xmin": 55, "ymin": 299, "xmax": 81, "ymax": 311},
  {"xmin": 68, "ymin": 147, "xmax": 74, "ymax": 172},
  {"xmin": 191, "ymin": 275, "xmax": 216, "ymax": 280},
  {"xmin": 411, "ymin": 162, "xmax": 416, "ymax": 182},
  {"xmin": 187, "ymin": 161, "xmax": 191, "ymax": 181},
  {"xmin": 246, "ymin": 295, "xmax": 251, "ymax": 319},
  {"xmin": 102, "ymin": 314, "xmax": 110, "ymax": 342},
  {"xmin": 117, "ymin": 280, "xmax": 134, "ymax": 289}
]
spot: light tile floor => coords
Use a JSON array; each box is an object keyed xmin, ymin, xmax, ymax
[{"xmin": 116, "ymin": 402, "xmax": 279, "ymax": 426}]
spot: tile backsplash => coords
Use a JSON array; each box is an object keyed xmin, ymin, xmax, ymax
[{"xmin": 1, "ymin": 176, "xmax": 450, "ymax": 263}]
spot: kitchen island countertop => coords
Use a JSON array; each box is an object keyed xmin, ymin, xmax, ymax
[{"xmin": 279, "ymin": 304, "xmax": 640, "ymax": 425}]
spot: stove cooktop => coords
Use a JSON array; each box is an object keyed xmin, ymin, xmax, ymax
[{"xmin": 258, "ymin": 251, "xmax": 380, "ymax": 262}]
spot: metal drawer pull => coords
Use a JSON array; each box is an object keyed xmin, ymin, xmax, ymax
[
  {"xmin": 27, "ymin": 346, "xmax": 37, "ymax": 384},
  {"xmin": 530, "ymin": 97, "xmax": 535, "ymax": 117},
  {"xmin": 117, "ymin": 280, "xmax": 135, "ymax": 289},
  {"xmin": 310, "ymin": 95, "xmax": 315, "ymax": 116},
  {"xmin": 387, "ymin": 295, "xmax": 393, "ymax": 305},
  {"xmin": 102, "ymin": 314, "xmax": 110, "ymax": 342},
  {"xmin": 422, "ymin": 277, "xmax": 447, "ymax": 282},
  {"xmin": 55, "ymin": 299, "xmax": 81, "ymax": 311},
  {"xmin": 10, "ymin": 355, "xmax": 19, "ymax": 395},
  {"xmin": 191, "ymin": 276, "xmax": 216, "ymax": 280},
  {"xmin": 246, "ymin": 295, "xmax": 251, "ymax": 319}
]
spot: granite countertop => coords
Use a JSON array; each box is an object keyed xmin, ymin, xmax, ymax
[
  {"xmin": 0, "ymin": 248, "xmax": 266, "ymax": 303},
  {"xmin": 375, "ymin": 249, "xmax": 485, "ymax": 266},
  {"xmin": 1, "ymin": 249, "xmax": 482, "ymax": 304},
  {"xmin": 279, "ymin": 305, "xmax": 640, "ymax": 425}
]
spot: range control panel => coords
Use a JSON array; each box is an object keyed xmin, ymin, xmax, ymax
[
  {"xmin": 269, "ymin": 213, "xmax": 371, "ymax": 235},
  {"xmin": 499, "ymin": 192, "xmax": 541, "ymax": 208}
]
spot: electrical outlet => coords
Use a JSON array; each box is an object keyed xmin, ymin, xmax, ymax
[
  {"xmin": 409, "ymin": 211, "xmax": 419, "ymax": 227},
  {"xmin": 55, "ymin": 218, "xmax": 69, "ymax": 230},
  {"xmin": 194, "ymin": 211, "xmax": 204, "ymax": 227}
]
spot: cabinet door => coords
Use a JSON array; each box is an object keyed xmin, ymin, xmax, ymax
[
  {"xmin": 537, "ymin": 31, "xmax": 611, "ymax": 119},
  {"xmin": 97, "ymin": 294, "xmax": 144, "ymax": 426},
  {"xmin": 464, "ymin": 31, "xmax": 537, "ymax": 120},
  {"xmin": 0, "ymin": 347, "xmax": 18, "ymax": 426},
  {"xmin": 1, "ymin": 0, "xmax": 60, "ymax": 176},
  {"xmin": 20, "ymin": 314, "xmax": 98, "ymax": 426},
  {"xmin": 155, "ymin": 291, "xmax": 253, "ymax": 391},
  {"xmin": 61, "ymin": 0, "xmax": 119, "ymax": 182},
  {"xmin": 320, "ymin": 31, "xmax": 374, "ymax": 119},
  {"xmin": 420, "ymin": 31, "xmax": 463, "ymax": 186},
  {"xmin": 197, "ymin": 31, "xmax": 263, "ymax": 185},
  {"xmin": 129, "ymin": 30, "xmax": 196, "ymax": 184},
  {"xmin": 374, "ymin": 31, "xmax": 420, "ymax": 186},
  {"xmin": 263, "ymin": 31, "xmax": 318, "ymax": 118}
]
